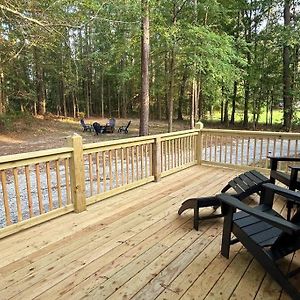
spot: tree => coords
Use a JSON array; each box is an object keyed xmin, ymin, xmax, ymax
[
  {"xmin": 283, "ymin": 0, "xmax": 292, "ymax": 130},
  {"xmin": 139, "ymin": 0, "xmax": 150, "ymax": 136}
]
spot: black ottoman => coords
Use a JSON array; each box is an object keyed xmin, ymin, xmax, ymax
[{"xmin": 178, "ymin": 196, "xmax": 222, "ymax": 230}]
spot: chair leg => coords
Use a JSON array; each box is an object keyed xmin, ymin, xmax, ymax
[{"xmin": 221, "ymin": 206, "xmax": 234, "ymax": 259}]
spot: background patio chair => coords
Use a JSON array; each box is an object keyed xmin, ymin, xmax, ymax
[
  {"xmin": 118, "ymin": 120, "xmax": 131, "ymax": 134},
  {"xmin": 218, "ymin": 183, "xmax": 300, "ymax": 300},
  {"xmin": 80, "ymin": 119, "xmax": 93, "ymax": 132},
  {"xmin": 103, "ymin": 118, "xmax": 115, "ymax": 133},
  {"xmin": 93, "ymin": 122, "xmax": 105, "ymax": 135}
]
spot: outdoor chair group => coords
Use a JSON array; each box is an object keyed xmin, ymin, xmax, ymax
[
  {"xmin": 80, "ymin": 118, "xmax": 131, "ymax": 135},
  {"xmin": 93, "ymin": 118, "xmax": 116, "ymax": 135},
  {"xmin": 178, "ymin": 156, "xmax": 300, "ymax": 299}
]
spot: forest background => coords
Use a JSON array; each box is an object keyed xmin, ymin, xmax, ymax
[{"xmin": 0, "ymin": 0, "xmax": 300, "ymax": 133}]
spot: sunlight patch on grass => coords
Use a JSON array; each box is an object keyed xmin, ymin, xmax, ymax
[{"xmin": 0, "ymin": 135, "xmax": 24, "ymax": 144}]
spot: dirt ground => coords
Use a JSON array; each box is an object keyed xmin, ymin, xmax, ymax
[{"xmin": 0, "ymin": 116, "xmax": 189, "ymax": 156}]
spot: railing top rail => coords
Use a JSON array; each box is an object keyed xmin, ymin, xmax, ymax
[
  {"xmin": 0, "ymin": 147, "xmax": 73, "ymax": 165},
  {"xmin": 201, "ymin": 128, "xmax": 300, "ymax": 138},
  {"xmin": 83, "ymin": 129, "xmax": 199, "ymax": 150}
]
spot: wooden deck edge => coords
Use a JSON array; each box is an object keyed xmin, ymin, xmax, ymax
[
  {"xmin": 161, "ymin": 162, "xmax": 197, "ymax": 178},
  {"xmin": 0, "ymin": 204, "xmax": 74, "ymax": 240},
  {"xmin": 86, "ymin": 176, "xmax": 155, "ymax": 206}
]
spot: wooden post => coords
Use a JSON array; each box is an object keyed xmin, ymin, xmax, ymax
[
  {"xmin": 195, "ymin": 122, "xmax": 204, "ymax": 165},
  {"xmin": 68, "ymin": 134, "xmax": 87, "ymax": 213},
  {"xmin": 152, "ymin": 136, "xmax": 161, "ymax": 182}
]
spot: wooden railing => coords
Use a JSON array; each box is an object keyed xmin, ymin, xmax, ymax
[
  {"xmin": 4, "ymin": 125, "xmax": 298, "ymax": 238},
  {"xmin": 0, "ymin": 147, "xmax": 74, "ymax": 238},
  {"xmin": 0, "ymin": 129, "xmax": 199, "ymax": 238},
  {"xmin": 201, "ymin": 129, "xmax": 300, "ymax": 171}
]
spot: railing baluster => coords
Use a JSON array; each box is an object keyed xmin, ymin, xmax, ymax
[
  {"xmin": 35, "ymin": 163, "xmax": 43, "ymax": 213},
  {"xmin": 235, "ymin": 137, "xmax": 239, "ymax": 165},
  {"xmin": 121, "ymin": 148, "xmax": 124, "ymax": 186},
  {"xmin": 149, "ymin": 143, "xmax": 153, "ymax": 175},
  {"xmin": 109, "ymin": 150, "xmax": 113, "ymax": 189},
  {"xmin": 210, "ymin": 135, "xmax": 213, "ymax": 162},
  {"xmin": 45, "ymin": 162, "xmax": 53, "ymax": 211},
  {"xmin": 64, "ymin": 159, "xmax": 71, "ymax": 204},
  {"xmin": 126, "ymin": 148, "xmax": 129, "ymax": 184},
  {"xmin": 259, "ymin": 138, "xmax": 263, "ymax": 168},
  {"xmin": 230, "ymin": 136, "xmax": 233, "ymax": 164},
  {"xmin": 102, "ymin": 151, "xmax": 107, "ymax": 192},
  {"xmin": 204, "ymin": 134, "xmax": 207, "ymax": 161},
  {"xmin": 131, "ymin": 146, "xmax": 135, "ymax": 182},
  {"xmin": 13, "ymin": 168, "xmax": 23, "ymax": 221},
  {"xmin": 140, "ymin": 145, "xmax": 144, "ymax": 179},
  {"xmin": 214, "ymin": 136, "xmax": 217, "ymax": 163},
  {"xmin": 96, "ymin": 152, "xmax": 100, "ymax": 194},
  {"xmin": 273, "ymin": 138, "xmax": 276, "ymax": 156},
  {"xmin": 265, "ymin": 138, "xmax": 270, "ymax": 169},
  {"xmin": 1, "ymin": 170, "xmax": 11, "ymax": 225},
  {"xmin": 115, "ymin": 149, "xmax": 119, "ymax": 188},
  {"xmin": 253, "ymin": 138, "xmax": 257, "ymax": 166},
  {"xmin": 241, "ymin": 138, "xmax": 244, "ymax": 165},
  {"xmin": 25, "ymin": 165, "xmax": 34, "ymax": 217},
  {"xmin": 224, "ymin": 137, "xmax": 228, "ymax": 163},
  {"xmin": 88, "ymin": 154, "xmax": 93, "ymax": 196},
  {"xmin": 144, "ymin": 144, "xmax": 148, "ymax": 177},
  {"xmin": 246, "ymin": 138, "xmax": 250, "ymax": 165},
  {"xmin": 136, "ymin": 146, "xmax": 139, "ymax": 180},
  {"xmin": 55, "ymin": 160, "xmax": 63, "ymax": 207}
]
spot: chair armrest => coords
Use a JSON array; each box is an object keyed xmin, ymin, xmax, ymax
[
  {"xmin": 268, "ymin": 156, "xmax": 300, "ymax": 172},
  {"xmin": 288, "ymin": 166, "xmax": 300, "ymax": 170},
  {"xmin": 218, "ymin": 194, "xmax": 300, "ymax": 234},
  {"xmin": 263, "ymin": 183, "xmax": 300, "ymax": 204},
  {"xmin": 268, "ymin": 156, "xmax": 300, "ymax": 162}
]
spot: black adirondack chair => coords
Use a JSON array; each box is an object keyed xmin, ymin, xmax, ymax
[
  {"xmin": 118, "ymin": 121, "xmax": 131, "ymax": 134},
  {"xmin": 218, "ymin": 183, "xmax": 300, "ymax": 300},
  {"xmin": 178, "ymin": 170, "xmax": 270, "ymax": 230},
  {"xmin": 269, "ymin": 156, "xmax": 300, "ymax": 220},
  {"xmin": 80, "ymin": 119, "xmax": 93, "ymax": 132},
  {"xmin": 103, "ymin": 118, "xmax": 116, "ymax": 133},
  {"xmin": 93, "ymin": 122, "xmax": 105, "ymax": 135}
]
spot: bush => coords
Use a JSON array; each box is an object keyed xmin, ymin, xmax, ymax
[{"xmin": 0, "ymin": 112, "xmax": 34, "ymax": 132}]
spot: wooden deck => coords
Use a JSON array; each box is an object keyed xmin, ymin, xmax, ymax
[{"xmin": 0, "ymin": 165, "xmax": 296, "ymax": 300}]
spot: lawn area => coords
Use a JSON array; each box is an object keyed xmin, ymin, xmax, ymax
[
  {"xmin": 206, "ymin": 108, "xmax": 293, "ymax": 124},
  {"xmin": 0, "ymin": 115, "xmax": 190, "ymax": 156}
]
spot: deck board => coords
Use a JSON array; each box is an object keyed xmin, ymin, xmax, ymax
[{"xmin": 0, "ymin": 165, "xmax": 294, "ymax": 300}]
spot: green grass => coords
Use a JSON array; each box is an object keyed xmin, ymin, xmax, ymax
[{"xmin": 207, "ymin": 109, "xmax": 285, "ymax": 124}]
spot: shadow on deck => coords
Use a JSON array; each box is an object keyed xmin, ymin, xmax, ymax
[{"xmin": 0, "ymin": 165, "xmax": 295, "ymax": 299}]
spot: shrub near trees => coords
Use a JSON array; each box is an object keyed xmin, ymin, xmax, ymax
[{"xmin": 0, "ymin": 1, "xmax": 299, "ymax": 131}]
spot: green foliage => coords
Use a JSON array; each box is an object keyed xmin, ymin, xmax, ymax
[
  {"xmin": 0, "ymin": 112, "xmax": 34, "ymax": 132},
  {"xmin": 0, "ymin": 0, "xmax": 299, "ymax": 128}
]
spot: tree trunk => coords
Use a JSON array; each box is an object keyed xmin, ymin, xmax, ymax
[
  {"xmin": 190, "ymin": 83, "xmax": 195, "ymax": 129},
  {"xmin": 0, "ymin": 69, "xmax": 4, "ymax": 115},
  {"xmin": 168, "ymin": 49, "xmax": 175, "ymax": 132},
  {"xmin": 34, "ymin": 48, "xmax": 46, "ymax": 115},
  {"xmin": 224, "ymin": 99, "xmax": 229, "ymax": 127},
  {"xmin": 230, "ymin": 81, "xmax": 238, "ymax": 125},
  {"xmin": 101, "ymin": 69, "xmax": 104, "ymax": 118},
  {"xmin": 164, "ymin": 54, "xmax": 169, "ymax": 121},
  {"xmin": 139, "ymin": 0, "xmax": 150, "ymax": 136},
  {"xmin": 243, "ymin": 79, "xmax": 250, "ymax": 127},
  {"xmin": 283, "ymin": 0, "xmax": 292, "ymax": 130},
  {"xmin": 177, "ymin": 71, "xmax": 187, "ymax": 120}
]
